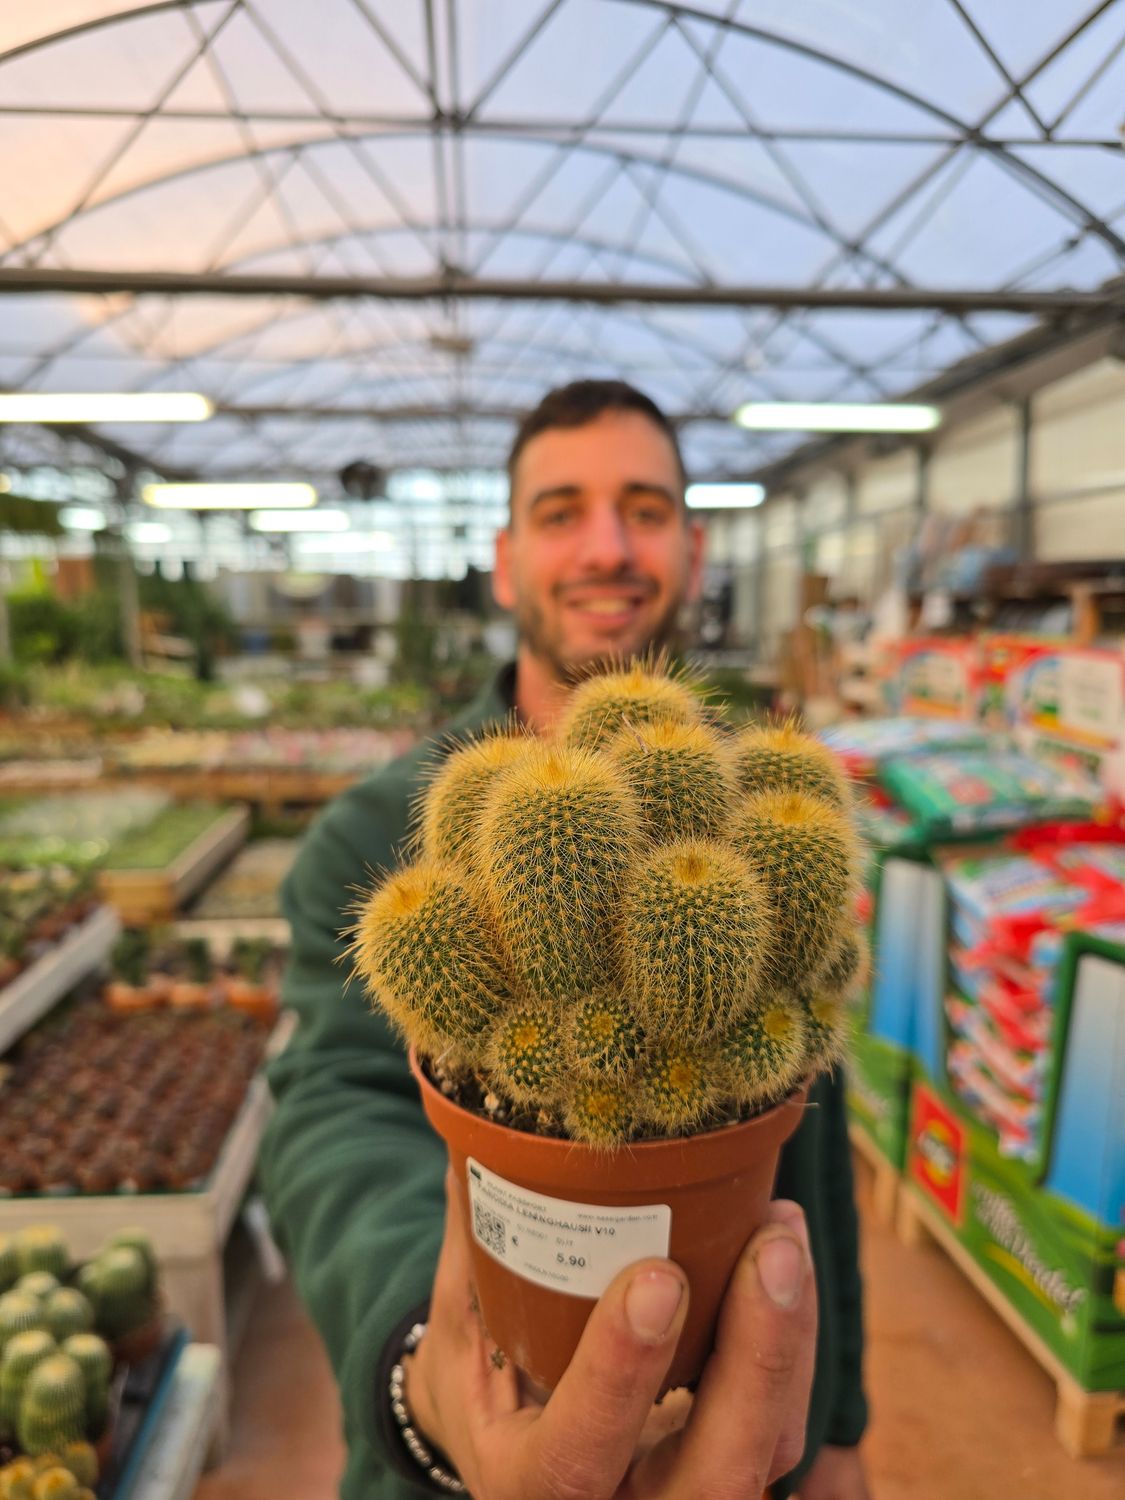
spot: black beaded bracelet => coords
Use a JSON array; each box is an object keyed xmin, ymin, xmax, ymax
[{"xmin": 389, "ymin": 1321, "xmax": 467, "ymax": 1494}]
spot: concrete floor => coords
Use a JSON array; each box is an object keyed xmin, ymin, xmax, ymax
[{"xmin": 195, "ymin": 1155, "xmax": 1124, "ymax": 1499}]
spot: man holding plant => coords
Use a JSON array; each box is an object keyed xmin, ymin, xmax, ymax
[{"xmin": 261, "ymin": 381, "xmax": 871, "ymax": 1498}]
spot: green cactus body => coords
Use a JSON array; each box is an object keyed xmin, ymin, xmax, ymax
[
  {"xmin": 418, "ymin": 732, "xmax": 529, "ymax": 868},
  {"xmin": 60, "ymin": 1337, "xmax": 110, "ymax": 1436},
  {"xmin": 352, "ymin": 860, "xmax": 511, "ymax": 1055},
  {"xmin": 14, "ymin": 1231, "xmax": 68, "ymax": 1283},
  {"xmin": 566, "ymin": 994, "xmax": 643, "ymax": 1079},
  {"xmin": 30, "ymin": 1469, "xmax": 79, "ymax": 1500},
  {"xmin": 478, "ymin": 743, "xmax": 640, "ymax": 1004},
  {"xmin": 56, "ymin": 1444, "xmax": 98, "ymax": 1488},
  {"xmin": 798, "ymin": 990, "xmax": 852, "ymax": 1072},
  {"xmin": 82, "ymin": 1249, "xmax": 150, "ymax": 1340},
  {"xmin": 563, "ymin": 1078, "xmax": 634, "ymax": 1148},
  {"xmin": 486, "ymin": 1006, "xmax": 564, "ymax": 1104},
  {"xmin": 0, "ymin": 1236, "xmax": 18, "ymax": 1294},
  {"xmin": 16, "ymin": 1277, "xmax": 59, "ymax": 1307},
  {"xmin": 730, "ymin": 722, "xmax": 851, "ymax": 811},
  {"xmin": 640, "ymin": 1044, "xmax": 721, "ymax": 1134},
  {"xmin": 17, "ymin": 1355, "xmax": 85, "ymax": 1457},
  {"xmin": 0, "ymin": 1458, "xmax": 38, "ymax": 1500},
  {"xmin": 0, "ymin": 1293, "xmax": 47, "ymax": 1352},
  {"xmin": 608, "ymin": 719, "xmax": 735, "ymax": 843},
  {"xmin": 619, "ymin": 840, "xmax": 770, "ymax": 1043},
  {"xmin": 733, "ymin": 791, "xmax": 856, "ymax": 985},
  {"xmin": 818, "ymin": 930, "xmax": 869, "ymax": 1001},
  {"xmin": 719, "ymin": 999, "xmax": 809, "ymax": 1107},
  {"xmin": 0, "ymin": 1331, "xmax": 56, "ymax": 1442},
  {"xmin": 559, "ymin": 666, "xmax": 702, "ymax": 750},
  {"xmin": 106, "ymin": 1230, "xmax": 157, "ymax": 1296}
]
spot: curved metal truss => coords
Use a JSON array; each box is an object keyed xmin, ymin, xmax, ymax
[{"xmin": 0, "ymin": 0, "xmax": 1122, "ymax": 484}]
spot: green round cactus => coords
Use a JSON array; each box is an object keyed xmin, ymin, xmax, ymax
[
  {"xmin": 477, "ymin": 742, "xmax": 640, "ymax": 1003},
  {"xmin": 42, "ymin": 1292, "xmax": 92, "ymax": 1347},
  {"xmin": 619, "ymin": 840, "xmax": 770, "ymax": 1042},
  {"xmin": 818, "ymin": 929, "xmax": 869, "ymax": 1000},
  {"xmin": 566, "ymin": 994, "xmax": 644, "ymax": 1079},
  {"xmin": 16, "ymin": 1354, "xmax": 85, "ymax": 1457},
  {"xmin": 559, "ymin": 664, "xmax": 702, "ymax": 750},
  {"xmin": 0, "ymin": 1293, "xmax": 47, "ymax": 1352},
  {"xmin": 105, "ymin": 1230, "xmax": 158, "ymax": 1297},
  {"xmin": 0, "ymin": 1331, "xmax": 56, "ymax": 1443},
  {"xmin": 486, "ymin": 1005, "xmax": 565, "ymax": 1104},
  {"xmin": 732, "ymin": 790, "xmax": 856, "ymax": 985},
  {"xmin": 729, "ymin": 720, "xmax": 851, "ymax": 811},
  {"xmin": 352, "ymin": 860, "xmax": 512, "ymax": 1055},
  {"xmin": 607, "ymin": 718, "xmax": 735, "ymax": 843},
  {"xmin": 80, "ymin": 1248, "xmax": 150, "ymax": 1340},
  {"xmin": 798, "ymin": 990, "xmax": 852, "ymax": 1072},
  {"xmin": 563, "ymin": 1077, "xmax": 634, "ymax": 1148},
  {"xmin": 719, "ymin": 999, "xmax": 809, "ymax": 1106},
  {"xmin": 640, "ymin": 1044, "xmax": 721, "ymax": 1134},
  {"xmin": 61, "ymin": 1336, "xmax": 110, "ymax": 1438},
  {"xmin": 14, "ymin": 1230, "xmax": 68, "ymax": 1282},
  {"xmin": 16, "ymin": 1276, "xmax": 59, "ymax": 1307},
  {"xmin": 417, "ymin": 731, "xmax": 530, "ymax": 868},
  {"xmin": 0, "ymin": 1235, "xmax": 19, "ymax": 1294}
]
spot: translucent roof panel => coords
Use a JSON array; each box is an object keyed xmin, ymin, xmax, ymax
[{"xmin": 0, "ymin": 0, "xmax": 1122, "ymax": 485}]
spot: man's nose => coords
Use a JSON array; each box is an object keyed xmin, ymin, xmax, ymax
[{"xmin": 576, "ymin": 504, "xmax": 633, "ymax": 572}]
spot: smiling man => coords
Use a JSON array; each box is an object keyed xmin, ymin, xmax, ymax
[{"xmin": 260, "ymin": 380, "xmax": 871, "ymax": 1500}]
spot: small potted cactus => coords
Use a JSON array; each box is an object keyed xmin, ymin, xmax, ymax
[
  {"xmin": 76, "ymin": 1231, "xmax": 163, "ymax": 1365},
  {"xmin": 352, "ymin": 664, "xmax": 866, "ymax": 1392},
  {"xmin": 105, "ymin": 930, "xmax": 156, "ymax": 1014},
  {"xmin": 167, "ymin": 938, "xmax": 217, "ymax": 1010},
  {"xmin": 222, "ymin": 937, "xmax": 279, "ymax": 1021}
]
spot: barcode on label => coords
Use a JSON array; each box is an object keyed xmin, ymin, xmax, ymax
[{"xmin": 473, "ymin": 1200, "xmax": 508, "ymax": 1258}]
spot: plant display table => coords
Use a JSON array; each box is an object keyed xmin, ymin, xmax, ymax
[
  {"xmin": 115, "ymin": 1342, "xmax": 222, "ymax": 1500},
  {"xmin": 98, "ymin": 805, "xmax": 250, "ymax": 924},
  {"xmin": 0, "ymin": 903, "xmax": 118, "ymax": 1053}
]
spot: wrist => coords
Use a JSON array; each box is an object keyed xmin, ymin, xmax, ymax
[{"xmin": 388, "ymin": 1321, "xmax": 466, "ymax": 1494}]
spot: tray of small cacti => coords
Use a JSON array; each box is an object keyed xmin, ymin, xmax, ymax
[
  {"xmin": 105, "ymin": 929, "xmax": 282, "ymax": 1025},
  {"xmin": 0, "ymin": 1223, "xmax": 171, "ymax": 1499},
  {"xmin": 95, "ymin": 805, "xmax": 250, "ymax": 927},
  {"xmin": 185, "ymin": 838, "xmax": 299, "ymax": 922}
]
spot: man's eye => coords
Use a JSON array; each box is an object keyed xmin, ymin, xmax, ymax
[
  {"xmin": 631, "ymin": 505, "xmax": 670, "ymax": 526},
  {"xmin": 540, "ymin": 509, "xmax": 575, "ymax": 527}
]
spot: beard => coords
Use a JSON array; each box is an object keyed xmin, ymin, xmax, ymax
[{"xmin": 513, "ymin": 581, "xmax": 687, "ymax": 685}]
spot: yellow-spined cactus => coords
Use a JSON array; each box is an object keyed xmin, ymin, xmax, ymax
[
  {"xmin": 732, "ymin": 791, "xmax": 858, "ymax": 986},
  {"xmin": 608, "ymin": 719, "xmax": 735, "ymax": 842},
  {"xmin": 416, "ymin": 729, "xmax": 530, "ymax": 868},
  {"xmin": 477, "ymin": 742, "xmax": 640, "ymax": 1003},
  {"xmin": 351, "ymin": 860, "xmax": 513, "ymax": 1055},
  {"xmin": 730, "ymin": 720, "xmax": 851, "ymax": 810},
  {"xmin": 353, "ymin": 660, "xmax": 869, "ymax": 1144},
  {"xmin": 559, "ymin": 664, "xmax": 702, "ymax": 749}
]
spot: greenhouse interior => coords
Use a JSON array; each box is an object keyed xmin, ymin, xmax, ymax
[{"xmin": 1, "ymin": 4, "xmax": 1124, "ymax": 1499}]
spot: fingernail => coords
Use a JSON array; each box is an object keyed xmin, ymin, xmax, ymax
[
  {"xmin": 625, "ymin": 1269, "xmax": 684, "ymax": 1342},
  {"xmin": 756, "ymin": 1235, "xmax": 804, "ymax": 1309}
]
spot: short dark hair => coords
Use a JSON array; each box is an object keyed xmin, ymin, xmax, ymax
[{"xmin": 506, "ymin": 380, "xmax": 687, "ymax": 498}]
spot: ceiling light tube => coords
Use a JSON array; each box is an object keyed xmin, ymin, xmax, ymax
[
  {"xmin": 686, "ymin": 483, "xmax": 766, "ymax": 510},
  {"xmin": 249, "ymin": 508, "xmax": 351, "ymax": 533},
  {"xmin": 125, "ymin": 521, "xmax": 172, "ymax": 545},
  {"xmin": 58, "ymin": 506, "xmax": 108, "ymax": 532},
  {"xmin": 143, "ymin": 482, "xmax": 317, "ymax": 510},
  {"xmin": 733, "ymin": 401, "xmax": 941, "ymax": 433},
  {"xmin": 0, "ymin": 393, "xmax": 213, "ymax": 423}
]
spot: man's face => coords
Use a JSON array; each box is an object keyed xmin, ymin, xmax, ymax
[{"xmin": 493, "ymin": 411, "xmax": 704, "ymax": 679}]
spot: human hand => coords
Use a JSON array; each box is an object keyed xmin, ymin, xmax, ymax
[
  {"xmin": 402, "ymin": 1168, "xmax": 817, "ymax": 1499},
  {"xmin": 797, "ymin": 1443, "xmax": 872, "ymax": 1499}
]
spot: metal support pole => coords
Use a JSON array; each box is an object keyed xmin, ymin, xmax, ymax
[{"xmin": 1013, "ymin": 398, "xmax": 1034, "ymax": 561}]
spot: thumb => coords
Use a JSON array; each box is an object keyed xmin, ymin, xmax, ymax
[{"xmin": 521, "ymin": 1259, "xmax": 689, "ymax": 1500}]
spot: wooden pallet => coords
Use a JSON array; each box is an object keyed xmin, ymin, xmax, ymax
[
  {"xmin": 896, "ymin": 1182, "xmax": 1125, "ymax": 1458},
  {"xmin": 98, "ymin": 804, "xmax": 250, "ymax": 924},
  {"xmin": 848, "ymin": 1121, "xmax": 900, "ymax": 1229}
]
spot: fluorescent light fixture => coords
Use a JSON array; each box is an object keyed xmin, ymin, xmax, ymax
[
  {"xmin": 249, "ymin": 508, "xmax": 350, "ymax": 533},
  {"xmin": 125, "ymin": 521, "xmax": 172, "ymax": 545},
  {"xmin": 143, "ymin": 482, "xmax": 317, "ymax": 510},
  {"xmin": 686, "ymin": 483, "xmax": 766, "ymax": 510},
  {"xmin": 293, "ymin": 530, "xmax": 394, "ymax": 554},
  {"xmin": 0, "ymin": 392, "xmax": 213, "ymax": 424},
  {"xmin": 733, "ymin": 401, "xmax": 941, "ymax": 433},
  {"xmin": 58, "ymin": 506, "xmax": 107, "ymax": 532}
]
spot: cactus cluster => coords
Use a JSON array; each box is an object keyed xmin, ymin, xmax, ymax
[
  {"xmin": 76, "ymin": 1233, "xmax": 158, "ymax": 1343},
  {"xmin": 0, "ymin": 1442, "xmax": 98, "ymax": 1500},
  {"xmin": 353, "ymin": 664, "xmax": 868, "ymax": 1146}
]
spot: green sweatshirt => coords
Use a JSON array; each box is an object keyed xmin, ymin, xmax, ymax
[{"xmin": 259, "ymin": 667, "xmax": 868, "ymax": 1499}]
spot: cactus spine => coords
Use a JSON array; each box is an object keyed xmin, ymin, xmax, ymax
[
  {"xmin": 798, "ymin": 990, "xmax": 852, "ymax": 1072},
  {"xmin": 351, "ymin": 861, "xmax": 512, "ymax": 1055},
  {"xmin": 16, "ymin": 1355, "xmax": 85, "ymax": 1457},
  {"xmin": 730, "ymin": 721, "xmax": 851, "ymax": 811},
  {"xmin": 566, "ymin": 994, "xmax": 643, "ymax": 1079},
  {"xmin": 619, "ymin": 840, "xmax": 770, "ymax": 1043},
  {"xmin": 13, "ymin": 1232, "xmax": 68, "ymax": 1283},
  {"xmin": 486, "ymin": 1005, "xmax": 565, "ymax": 1104},
  {"xmin": 41, "ymin": 1294, "xmax": 92, "ymax": 1347},
  {"xmin": 0, "ymin": 1294, "xmax": 47, "ymax": 1353},
  {"xmin": 0, "ymin": 1332, "xmax": 56, "ymax": 1443},
  {"xmin": 559, "ymin": 665, "xmax": 702, "ymax": 750},
  {"xmin": 418, "ymin": 731, "xmax": 529, "ymax": 868},
  {"xmin": 818, "ymin": 930, "xmax": 869, "ymax": 1001},
  {"xmin": 478, "ymin": 742, "xmax": 640, "ymax": 1003},
  {"xmin": 641, "ymin": 1044, "xmax": 722, "ymax": 1134},
  {"xmin": 563, "ymin": 1078, "xmax": 634, "ymax": 1149},
  {"xmin": 77, "ymin": 1249, "xmax": 148, "ymax": 1341},
  {"xmin": 608, "ymin": 719, "xmax": 735, "ymax": 843},
  {"xmin": 719, "ymin": 1000, "xmax": 809, "ymax": 1106},
  {"xmin": 61, "ymin": 1337, "xmax": 110, "ymax": 1438}
]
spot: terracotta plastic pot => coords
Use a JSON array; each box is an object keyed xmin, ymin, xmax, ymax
[{"xmin": 411, "ymin": 1051, "xmax": 808, "ymax": 1394}]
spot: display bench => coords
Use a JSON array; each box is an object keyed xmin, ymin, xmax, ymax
[
  {"xmin": 98, "ymin": 805, "xmax": 250, "ymax": 924},
  {"xmin": 0, "ymin": 904, "xmax": 119, "ymax": 1054},
  {"xmin": 112, "ymin": 1342, "xmax": 222, "ymax": 1500},
  {"xmin": 132, "ymin": 767, "xmax": 359, "ymax": 814}
]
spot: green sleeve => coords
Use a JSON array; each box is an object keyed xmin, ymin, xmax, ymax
[
  {"xmin": 257, "ymin": 788, "xmax": 445, "ymax": 1492},
  {"xmin": 822, "ymin": 1066, "xmax": 869, "ymax": 1446}
]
